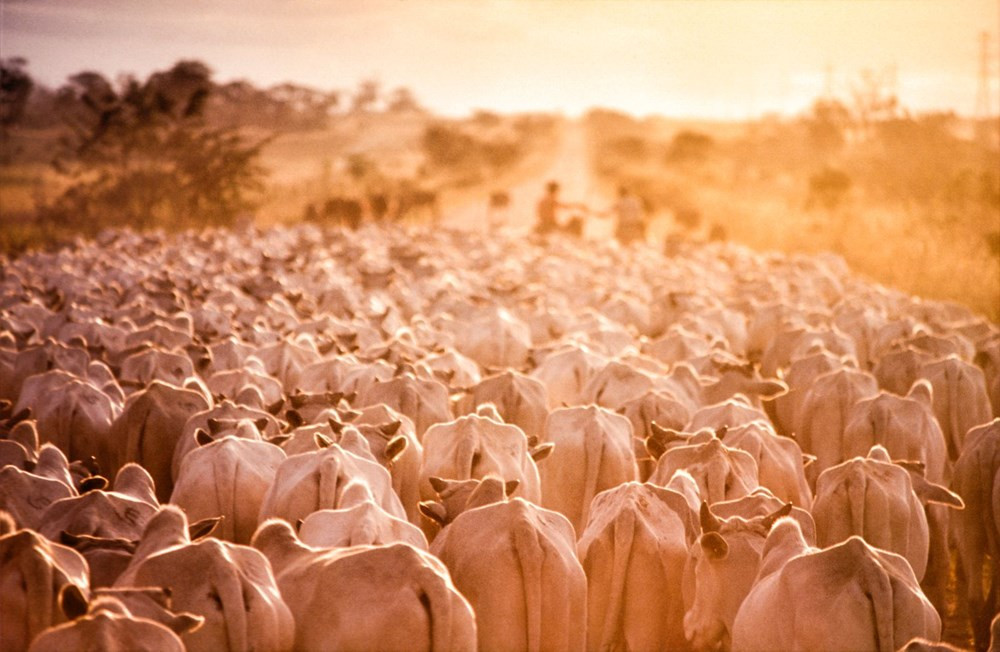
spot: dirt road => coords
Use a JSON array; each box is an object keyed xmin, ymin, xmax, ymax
[{"xmin": 441, "ymin": 119, "xmax": 615, "ymax": 239}]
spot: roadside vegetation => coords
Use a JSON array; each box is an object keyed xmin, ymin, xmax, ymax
[{"xmin": 584, "ymin": 78, "xmax": 1000, "ymax": 320}]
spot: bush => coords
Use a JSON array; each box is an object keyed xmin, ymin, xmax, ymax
[{"xmin": 40, "ymin": 60, "xmax": 268, "ymax": 234}]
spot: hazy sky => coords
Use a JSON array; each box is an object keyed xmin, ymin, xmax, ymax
[{"xmin": 3, "ymin": 0, "xmax": 997, "ymax": 118}]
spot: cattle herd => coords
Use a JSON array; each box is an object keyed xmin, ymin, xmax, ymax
[{"xmin": 1, "ymin": 221, "xmax": 998, "ymax": 652}]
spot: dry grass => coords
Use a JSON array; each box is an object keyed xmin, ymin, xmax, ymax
[{"xmin": 585, "ymin": 112, "xmax": 1000, "ymax": 322}]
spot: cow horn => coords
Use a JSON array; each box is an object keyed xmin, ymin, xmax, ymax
[{"xmin": 699, "ymin": 501, "xmax": 722, "ymax": 534}]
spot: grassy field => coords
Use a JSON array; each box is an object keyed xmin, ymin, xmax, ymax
[{"xmin": 584, "ymin": 110, "xmax": 1000, "ymax": 322}]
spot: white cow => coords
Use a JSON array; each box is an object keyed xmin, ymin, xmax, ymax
[
  {"xmin": 431, "ymin": 498, "xmax": 586, "ymax": 652},
  {"xmin": 731, "ymin": 518, "xmax": 941, "ymax": 651},
  {"xmin": 253, "ymin": 520, "xmax": 474, "ymax": 651},
  {"xmin": 578, "ymin": 482, "xmax": 697, "ymax": 650},
  {"xmin": 171, "ymin": 435, "xmax": 286, "ymax": 544},
  {"xmin": 539, "ymin": 405, "xmax": 638, "ymax": 532},
  {"xmin": 812, "ymin": 445, "xmax": 963, "ymax": 581}
]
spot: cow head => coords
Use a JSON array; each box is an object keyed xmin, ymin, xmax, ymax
[{"xmin": 684, "ymin": 501, "xmax": 791, "ymax": 650}]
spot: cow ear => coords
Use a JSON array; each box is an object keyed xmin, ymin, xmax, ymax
[
  {"xmin": 189, "ymin": 515, "xmax": 222, "ymax": 540},
  {"xmin": 754, "ymin": 379, "xmax": 788, "ymax": 400},
  {"xmin": 252, "ymin": 417, "xmax": 268, "ymax": 432},
  {"xmin": 384, "ymin": 435, "xmax": 408, "ymax": 463},
  {"xmin": 0, "ymin": 512, "xmax": 16, "ymax": 535},
  {"xmin": 340, "ymin": 410, "xmax": 361, "ymax": 422},
  {"xmin": 700, "ymin": 532, "xmax": 729, "ymax": 560},
  {"xmin": 504, "ymin": 479, "xmax": 520, "ymax": 497},
  {"xmin": 167, "ymin": 612, "xmax": 205, "ymax": 636},
  {"xmin": 314, "ymin": 432, "xmax": 333, "ymax": 449},
  {"xmin": 429, "ymin": 476, "xmax": 450, "ymax": 494},
  {"xmin": 266, "ymin": 398, "xmax": 285, "ymax": 415},
  {"xmin": 79, "ymin": 475, "xmax": 108, "ymax": 493},
  {"xmin": 895, "ymin": 459, "xmax": 925, "ymax": 474},
  {"xmin": 195, "ymin": 429, "xmax": 213, "ymax": 447},
  {"xmin": 290, "ymin": 393, "xmax": 307, "ymax": 409},
  {"xmin": 418, "ymin": 501, "xmax": 447, "ymax": 526},
  {"xmin": 327, "ymin": 418, "xmax": 346, "ymax": 434},
  {"xmin": 699, "ymin": 501, "xmax": 721, "ymax": 533},
  {"xmin": 910, "ymin": 474, "xmax": 964, "ymax": 509},
  {"xmin": 286, "ymin": 410, "xmax": 304, "ymax": 429},
  {"xmin": 207, "ymin": 418, "xmax": 224, "ymax": 434},
  {"xmin": 645, "ymin": 435, "xmax": 668, "ymax": 461},
  {"xmin": 266, "ymin": 434, "xmax": 291, "ymax": 447},
  {"xmin": 761, "ymin": 502, "xmax": 794, "ymax": 530},
  {"xmin": 59, "ymin": 583, "xmax": 89, "ymax": 621},
  {"xmin": 380, "ymin": 420, "xmax": 402, "ymax": 437},
  {"xmin": 530, "ymin": 442, "xmax": 555, "ymax": 463},
  {"xmin": 326, "ymin": 391, "xmax": 344, "ymax": 405},
  {"xmin": 342, "ymin": 392, "xmax": 357, "ymax": 405}
]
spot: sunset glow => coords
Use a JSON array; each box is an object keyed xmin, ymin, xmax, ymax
[{"xmin": 4, "ymin": 0, "xmax": 997, "ymax": 118}]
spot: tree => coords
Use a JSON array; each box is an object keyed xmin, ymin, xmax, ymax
[
  {"xmin": 386, "ymin": 86, "xmax": 420, "ymax": 113},
  {"xmin": 804, "ymin": 98, "xmax": 851, "ymax": 157},
  {"xmin": 1, "ymin": 57, "xmax": 35, "ymax": 161},
  {"xmin": 351, "ymin": 79, "xmax": 380, "ymax": 113},
  {"xmin": 43, "ymin": 60, "xmax": 268, "ymax": 232}
]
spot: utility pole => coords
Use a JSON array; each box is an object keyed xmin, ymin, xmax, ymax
[{"xmin": 974, "ymin": 31, "xmax": 997, "ymax": 145}]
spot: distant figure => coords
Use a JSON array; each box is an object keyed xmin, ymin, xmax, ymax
[
  {"xmin": 599, "ymin": 186, "xmax": 647, "ymax": 245},
  {"xmin": 535, "ymin": 181, "xmax": 585, "ymax": 236},
  {"xmin": 487, "ymin": 190, "xmax": 511, "ymax": 231}
]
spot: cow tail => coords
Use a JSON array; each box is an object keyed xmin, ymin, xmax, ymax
[
  {"xmin": 848, "ymin": 464, "xmax": 868, "ymax": 539},
  {"xmin": 456, "ymin": 435, "xmax": 478, "ymax": 481},
  {"xmin": 217, "ymin": 444, "xmax": 236, "ymax": 542},
  {"xmin": 318, "ymin": 452, "xmax": 342, "ymax": 510},
  {"xmin": 858, "ymin": 545, "xmax": 895, "ymax": 652},
  {"xmin": 599, "ymin": 506, "xmax": 636, "ymax": 650},
  {"xmin": 26, "ymin": 550, "xmax": 56, "ymax": 644},
  {"xmin": 418, "ymin": 564, "xmax": 464, "ymax": 651},
  {"xmin": 580, "ymin": 421, "xmax": 605, "ymax": 529},
  {"xmin": 514, "ymin": 518, "xmax": 544, "ymax": 652},
  {"xmin": 946, "ymin": 370, "xmax": 961, "ymax": 461},
  {"xmin": 217, "ymin": 562, "xmax": 249, "ymax": 652}
]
